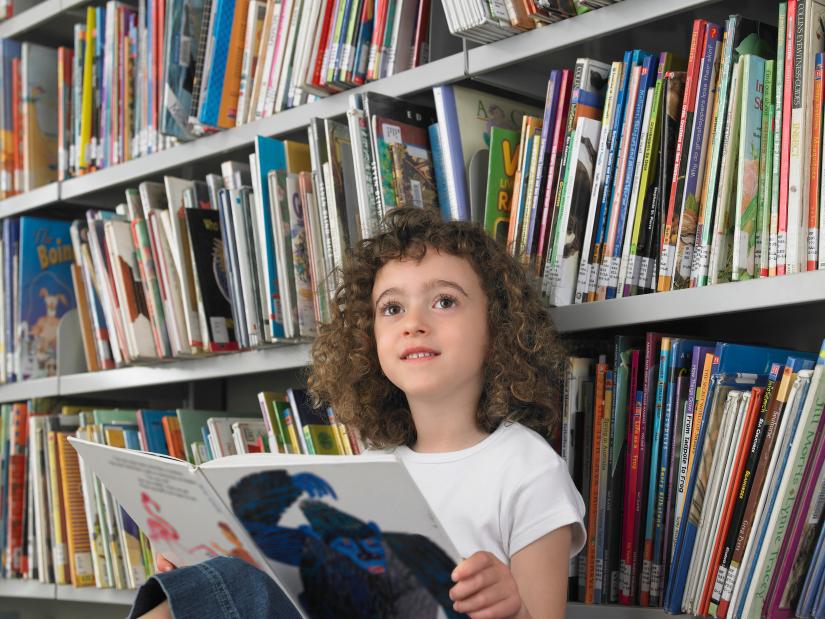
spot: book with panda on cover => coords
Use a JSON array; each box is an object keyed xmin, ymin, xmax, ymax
[{"xmin": 69, "ymin": 437, "xmax": 464, "ymax": 618}]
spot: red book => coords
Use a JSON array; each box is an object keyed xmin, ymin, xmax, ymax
[
  {"xmin": 778, "ymin": 0, "xmax": 797, "ymax": 276},
  {"xmin": 536, "ymin": 69, "xmax": 573, "ymax": 274},
  {"xmin": 367, "ymin": 0, "xmax": 390, "ymax": 82},
  {"xmin": 808, "ymin": 55, "xmax": 823, "ymax": 272},
  {"xmin": 309, "ymin": 0, "xmax": 337, "ymax": 90},
  {"xmin": 658, "ymin": 19, "xmax": 706, "ymax": 292},
  {"xmin": 411, "ymin": 0, "xmax": 431, "ymax": 69},
  {"xmin": 6, "ymin": 403, "xmax": 29, "ymax": 576}
]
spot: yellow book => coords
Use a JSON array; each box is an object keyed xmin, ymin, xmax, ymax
[
  {"xmin": 78, "ymin": 7, "xmax": 95, "ymax": 172},
  {"xmin": 56, "ymin": 433, "xmax": 95, "ymax": 587},
  {"xmin": 216, "ymin": 0, "xmax": 251, "ymax": 127},
  {"xmin": 282, "ymin": 408, "xmax": 302, "ymax": 454},
  {"xmin": 685, "ymin": 352, "xmax": 716, "ymax": 486},
  {"xmin": 285, "ymin": 140, "xmax": 311, "ymax": 172},
  {"xmin": 337, "ymin": 423, "xmax": 353, "ymax": 455},
  {"xmin": 46, "ymin": 430, "xmax": 69, "ymax": 584}
]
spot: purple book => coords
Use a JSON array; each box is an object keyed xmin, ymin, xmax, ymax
[{"xmin": 762, "ymin": 406, "xmax": 825, "ymax": 618}]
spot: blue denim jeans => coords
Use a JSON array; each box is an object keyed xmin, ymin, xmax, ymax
[{"xmin": 127, "ymin": 556, "xmax": 302, "ymax": 619}]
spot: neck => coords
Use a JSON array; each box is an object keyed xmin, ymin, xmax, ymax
[{"xmin": 406, "ymin": 387, "xmax": 488, "ymax": 453}]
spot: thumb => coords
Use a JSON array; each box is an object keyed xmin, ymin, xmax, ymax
[{"xmin": 156, "ymin": 553, "xmax": 178, "ymax": 573}]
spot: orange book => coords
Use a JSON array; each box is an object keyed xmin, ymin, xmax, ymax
[
  {"xmin": 697, "ymin": 386, "xmax": 763, "ymax": 615},
  {"xmin": 71, "ymin": 263, "xmax": 100, "ymax": 372},
  {"xmin": 162, "ymin": 415, "xmax": 186, "ymax": 459},
  {"xmin": 216, "ymin": 0, "xmax": 251, "ymax": 128},
  {"xmin": 585, "ymin": 359, "xmax": 607, "ymax": 603},
  {"xmin": 56, "ymin": 433, "xmax": 95, "ymax": 587},
  {"xmin": 46, "ymin": 428, "xmax": 70, "ymax": 584},
  {"xmin": 808, "ymin": 60, "xmax": 824, "ymax": 272}
]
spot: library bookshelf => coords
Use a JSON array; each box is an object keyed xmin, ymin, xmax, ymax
[{"xmin": 0, "ymin": 0, "xmax": 817, "ymax": 616}]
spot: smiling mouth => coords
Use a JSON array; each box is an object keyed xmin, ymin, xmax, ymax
[{"xmin": 401, "ymin": 352, "xmax": 440, "ymax": 360}]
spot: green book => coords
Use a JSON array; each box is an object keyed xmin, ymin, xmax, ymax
[
  {"xmin": 175, "ymin": 409, "xmax": 259, "ymax": 464},
  {"xmin": 483, "ymin": 127, "xmax": 520, "ymax": 244},
  {"xmin": 732, "ymin": 54, "xmax": 765, "ymax": 281},
  {"xmin": 755, "ymin": 59, "xmax": 775, "ymax": 278}
]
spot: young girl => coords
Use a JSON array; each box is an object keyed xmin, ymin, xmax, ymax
[{"xmin": 130, "ymin": 207, "xmax": 586, "ymax": 619}]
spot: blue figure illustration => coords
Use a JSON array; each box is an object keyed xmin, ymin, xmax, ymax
[{"xmin": 228, "ymin": 470, "xmax": 465, "ymax": 619}]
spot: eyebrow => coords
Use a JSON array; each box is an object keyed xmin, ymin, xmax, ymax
[{"xmin": 373, "ymin": 279, "xmax": 469, "ymax": 307}]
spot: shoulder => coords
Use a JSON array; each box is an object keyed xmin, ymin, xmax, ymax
[{"xmin": 492, "ymin": 422, "xmax": 568, "ymax": 475}]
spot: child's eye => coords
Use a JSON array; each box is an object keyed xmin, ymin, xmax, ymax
[
  {"xmin": 433, "ymin": 295, "xmax": 457, "ymax": 310},
  {"xmin": 379, "ymin": 302, "xmax": 403, "ymax": 317}
]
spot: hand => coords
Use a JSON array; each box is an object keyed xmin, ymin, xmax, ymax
[
  {"xmin": 292, "ymin": 473, "xmax": 338, "ymax": 500},
  {"xmin": 449, "ymin": 551, "xmax": 525, "ymax": 619},
  {"xmin": 156, "ymin": 553, "xmax": 178, "ymax": 573}
]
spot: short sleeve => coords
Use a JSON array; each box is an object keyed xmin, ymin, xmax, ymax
[{"xmin": 506, "ymin": 453, "xmax": 586, "ymax": 559}]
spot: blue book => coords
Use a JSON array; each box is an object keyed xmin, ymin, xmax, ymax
[
  {"xmin": 798, "ymin": 519, "xmax": 825, "ymax": 617},
  {"xmin": 432, "ymin": 85, "xmax": 469, "ymax": 220},
  {"xmin": 16, "ymin": 217, "xmax": 76, "ymax": 381},
  {"xmin": 3, "ymin": 219, "xmax": 19, "ymax": 382},
  {"xmin": 606, "ymin": 51, "xmax": 657, "ymax": 299},
  {"xmin": 198, "ymin": 0, "xmax": 237, "ymax": 127},
  {"xmin": 590, "ymin": 51, "xmax": 634, "ymax": 295},
  {"xmin": 0, "ymin": 40, "xmax": 21, "ymax": 196},
  {"xmin": 201, "ymin": 424, "xmax": 214, "ymax": 461},
  {"xmin": 253, "ymin": 135, "xmax": 288, "ymax": 340},
  {"xmin": 428, "ymin": 123, "xmax": 452, "ymax": 222},
  {"xmin": 664, "ymin": 343, "xmax": 816, "ymax": 613},
  {"xmin": 137, "ymin": 409, "xmax": 175, "ymax": 455}
]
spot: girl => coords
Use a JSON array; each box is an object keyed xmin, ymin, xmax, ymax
[{"xmin": 131, "ymin": 207, "xmax": 586, "ymax": 619}]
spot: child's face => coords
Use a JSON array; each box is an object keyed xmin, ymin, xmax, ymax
[{"xmin": 371, "ymin": 248, "xmax": 489, "ymax": 405}]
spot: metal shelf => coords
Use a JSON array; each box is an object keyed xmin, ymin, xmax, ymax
[
  {"xmin": 0, "ymin": 0, "xmax": 60, "ymax": 39},
  {"xmin": 567, "ymin": 603, "xmax": 677, "ymax": 618},
  {"xmin": 0, "ymin": 182, "xmax": 59, "ymax": 217},
  {"xmin": 550, "ymin": 270, "xmax": 825, "ymax": 333},
  {"xmin": 55, "ymin": 584, "xmax": 135, "ymax": 605},
  {"xmin": 0, "ymin": 377, "xmax": 59, "ymax": 403},
  {"xmin": 0, "ymin": 579, "xmax": 56, "ymax": 600},
  {"xmin": 58, "ymin": 342, "xmax": 312, "ymax": 395}
]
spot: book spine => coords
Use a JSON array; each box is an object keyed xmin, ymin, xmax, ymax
[
  {"xmin": 809, "ymin": 52, "xmax": 824, "ymax": 271},
  {"xmin": 779, "ymin": 0, "xmax": 798, "ymax": 275},
  {"xmin": 757, "ymin": 61, "xmax": 776, "ymax": 278},
  {"xmin": 659, "ymin": 20, "xmax": 705, "ymax": 292},
  {"xmin": 585, "ymin": 359, "xmax": 607, "ymax": 603},
  {"xmin": 771, "ymin": 3, "xmax": 788, "ymax": 277}
]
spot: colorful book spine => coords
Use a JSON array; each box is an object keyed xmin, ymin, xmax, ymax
[
  {"xmin": 778, "ymin": 0, "xmax": 797, "ymax": 275},
  {"xmin": 732, "ymin": 54, "xmax": 766, "ymax": 281},
  {"xmin": 757, "ymin": 60, "xmax": 776, "ymax": 278},
  {"xmin": 771, "ymin": 3, "xmax": 788, "ymax": 277}
]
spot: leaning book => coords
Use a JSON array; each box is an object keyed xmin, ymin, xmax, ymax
[{"xmin": 69, "ymin": 437, "xmax": 463, "ymax": 618}]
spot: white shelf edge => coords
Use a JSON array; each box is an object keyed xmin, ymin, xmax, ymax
[
  {"xmin": 466, "ymin": 0, "xmax": 719, "ymax": 75},
  {"xmin": 0, "ymin": 0, "xmax": 61, "ymax": 38},
  {"xmin": 0, "ymin": 182, "xmax": 59, "ymax": 217},
  {"xmin": 58, "ymin": 341, "xmax": 312, "ymax": 395},
  {"xmin": 55, "ymin": 583, "xmax": 136, "ymax": 605},
  {"xmin": 550, "ymin": 270, "xmax": 825, "ymax": 333},
  {"xmin": 60, "ymin": 52, "xmax": 466, "ymax": 202},
  {"xmin": 0, "ymin": 578, "xmax": 55, "ymax": 600},
  {"xmin": 0, "ymin": 376, "xmax": 59, "ymax": 403}
]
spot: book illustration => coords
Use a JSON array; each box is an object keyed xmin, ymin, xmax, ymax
[
  {"xmin": 390, "ymin": 141, "xmax": 438, "ymax": 210},
  {"xmin": 16, "ymin": 218, "xmax": 76, "ymax": 379},
  {"xmin": 224, "ymin": 470, "xmax": 461, "ymax": 617},
  {"xmin": 484, "ymin": 127, "xmax": 520, "ymax": 244},
  {"xmin": 70, "ymin": 439, "xmax": 464, "ymax": 618}
]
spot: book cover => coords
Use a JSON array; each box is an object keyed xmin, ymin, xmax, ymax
[
  {"xmin": 484, "ymin": 127, "xmax": 521, "ymax": 244},
  {"xmin": 71, "ymin": 437, "xmax": 463, "ymax": 618},
  {"xmin": 21, "ymin": 43, "xmax": 59, "ymax": 191},
  {"xmin": 16, "ymin": 217, "xmax": 76, "ymax": 380}
]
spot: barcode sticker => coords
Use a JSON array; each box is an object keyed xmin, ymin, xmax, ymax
[
  {"xmin": 382, "ymin": 123, "xmax": 402, "ymax": 144},
  {"xmin": 410, "ymin": 179, "xmax": 423, "ymax": 208},
  {"xmin": 210, "ymin": 317, "xmax": 229, "ymax": 344},
  {"xmin": 179, "ymin": 36, "xmax": 192, "ymax": 66}
]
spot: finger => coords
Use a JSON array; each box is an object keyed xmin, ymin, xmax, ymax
[
  {"xmin": 452, "ymin": 551, "xmax": 495, "ymax": 582},
  {"xmin": 156, "ymin": 554, "xmax": 177, "ymax": 573},
  {"xmin": 453, "ymin": 582, "xmax": 516, "ymax": 615},
  {"xmin": 467, "ymin": 595, "xmax": 523, "ymax": 619},
  {"xmin": 449, "ymin": 564, "xmax": 499, "ymax": 601}
]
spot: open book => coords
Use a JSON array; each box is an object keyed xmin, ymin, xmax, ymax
[{"xmin": 69, "ymin": 437, "xmax": 464, "ymax": 618}]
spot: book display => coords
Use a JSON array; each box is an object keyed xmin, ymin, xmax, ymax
[{"xmin": 2, "ymin": 1, "xmax": 825, "ymax": 619}]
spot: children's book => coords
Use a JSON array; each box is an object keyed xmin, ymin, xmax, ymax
[{"xmin": 70, "ymin": 437, "xmax": 463, "ymax": 618}]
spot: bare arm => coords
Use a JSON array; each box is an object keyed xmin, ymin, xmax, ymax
[{"xmin": 510, "ymin": 524, "xmax": 573, "ymax": 619}]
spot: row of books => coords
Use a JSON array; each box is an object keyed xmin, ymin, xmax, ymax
[
  {"xmin": 0, "ymin": 0, "xmax": 437, "ymax": 196},
  {"xmin": 562, "ymin": 334, "xmax": 825, "ymax": 619},
  {"xmin": 440, "ymin": 0, "xmax": 622, "ymax": 44},
  {"xmin": 442, "ymin": 4, "xmax": 825, "ymax": 307},
  {"xmin": 0, "ymin": 387, "xmax": 361, "ymax": 587}
]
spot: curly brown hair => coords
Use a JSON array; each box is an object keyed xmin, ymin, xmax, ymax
[{"xmin": 307, "ymin": 207, "xmax": 566, "ymax": 449}]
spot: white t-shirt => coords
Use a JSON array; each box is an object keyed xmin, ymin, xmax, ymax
[{"xmin": 377, "ymin": 421, "xmax": 586, "ymax": 564}]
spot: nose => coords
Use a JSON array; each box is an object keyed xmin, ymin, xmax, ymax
[{"xmin": 402, "ymin": 305, "xmax": 429, "ymax": 336}]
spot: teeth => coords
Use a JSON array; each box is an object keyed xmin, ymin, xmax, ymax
[{"xmin": 406, "ymin": 352, "xmax": 434, "ymax": 360}]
